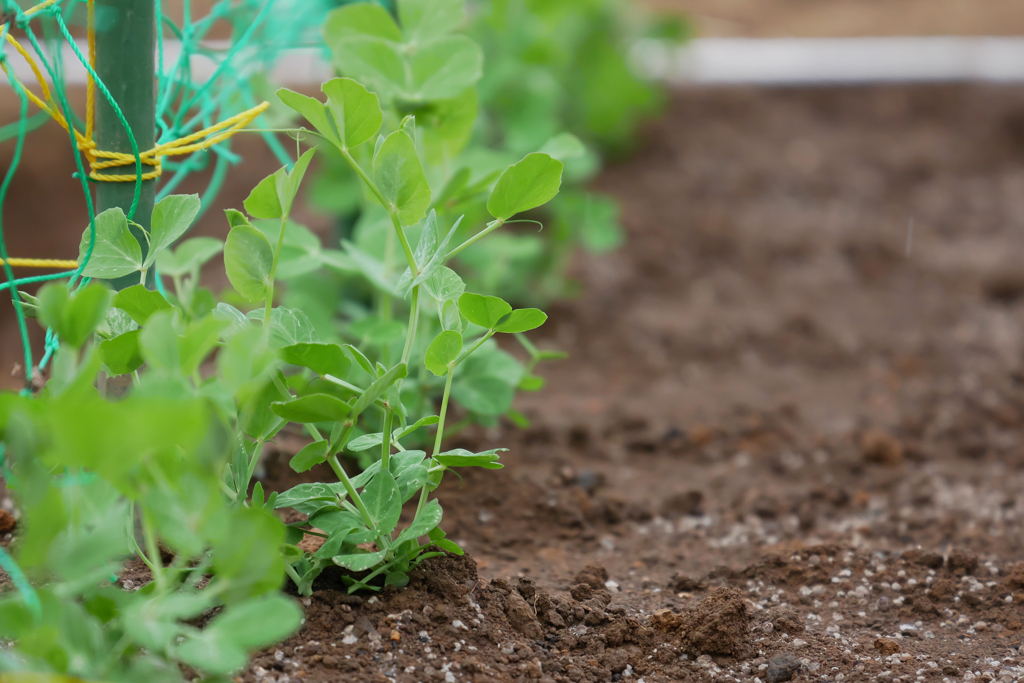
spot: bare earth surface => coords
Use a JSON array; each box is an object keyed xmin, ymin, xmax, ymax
[
  {"xmin": 7, "ymin": 85, "xmax": 1024, "ymax": 682},
  {"xmin": 238, "ymin": 84, "xmax": 1024, "ymax": 683},
  {"xmin": 646, "ymin": 0, "xmax": 1024, "ymax": 37}
]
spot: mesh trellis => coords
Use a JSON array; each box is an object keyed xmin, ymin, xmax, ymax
[
  {"xmin": 0, "ymin": 0, "xmax": 337, "ymax": 625},
  {"xmin": 0, "ymin": 0, "xmax": 334, "ymax": 386}
]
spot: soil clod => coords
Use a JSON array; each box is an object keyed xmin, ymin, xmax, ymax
[
  {"xmin": 861, "ymin": 428, "xmax": 903, "ymax": 465},
  {"xmin": 679, "ymin": 587, "xmax": 751, "ymax": 657},
  {"xmin": 874, "ymin": 637, "xmax": 901, "ymax": 656},
  {"xmin": 574, "ymin": 564, "xmax": 610, "ymax": 590}
]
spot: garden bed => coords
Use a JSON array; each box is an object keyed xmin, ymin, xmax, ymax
[
  {"xmin": 247, "ymin": 84, "xmax": 1024, "ymax": 682},
  {"xmin": 5, "ymin": 82, "xmax": 1024, "ymax": 682}
]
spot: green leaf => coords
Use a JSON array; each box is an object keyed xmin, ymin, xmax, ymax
[
  {"xmin": 212, "ymin": 506, "xmax": 286, "ymax": 602},
  {"xmin": 346, "ymin": 416, "xmax": 438, "ymax": 452},
  {"xmin": 538, "ymin": 132, "xmax": 588, "ymax": 163},
  {"xmin": 272, "ymin": 393, "xmax": 351, "ymax": 423},
  {"xmin": 244, "ymin": 174, "xmax": 283, "ymax": 219},
  {"xmin": 458, "ymin": 292, "xmax": 511, "ymax": 329},
  {"xmin": 78, "ymin": 208, "xmax": 144, "ymax": 279},
  {"xmin": 495, "ymin": 308, "xmax": 547, "ymax": 333},
  {"xmin": 207, "ymin": 594, "xmax": 303, "ymax": 652},
  {"xmin": 225, "ymin": 208, "xmax": 252, "ymax": 229},
  {"xmin": 424, "ymin": 330, "xmax": 462, "ymax": 376},
  {"xmin": 518, "ymin": 374, "xmax": 545, "ymax": 391},
  {"xmin": 321, "ymin": 77, "xmax": 384, "ymax": 150},
  {"xmin": 176, "ymin": 635, "xmax": 247, "ymax": 675},
  {"xmin": 112, "ymin": 284, "xmax": 172, "ymax": 325},
  {"xmin": 434, "ymin": 448, "xmax": 505, "ymax": 469},
  {"xmin": 247, "ymin": 307, "xmax": 319, "ymax": 348},
  {"xmin": 406, "ymin": 35, "xmax": 482, "ymax": 100},
  {"xmin": 397, "ymin": 0, "xmax": 463, "ymax": 42},
  {"xmin": 275, "ymin": 482, "xmax": 341, "ymax": 515},
  {"xmin": 324, "ymin": 3, "xmax": 402, "ymax": 42},
  {"xmin": 487, "ymin": 153, "xmax": 564, "ymax": 220},
  {"xmin": 428, "ymin": 526, "xmax": 463, "ymax": 555},
  {"xmin": 344, "ymin": 343, "xmax": 374, "ymax": 375},
  {"xmin": 350, "ymin": 362, "xmax": 407, "ymax": 417},
  {"xmin": 308, "ymin": 508, "xmax": 365, "ymax": 536},
  {"xmin": 99, "ymin": 330, "xmax": 144, "ymax": 375},
  {"xmin": 155, "ymin": 236, "xmax": 224, "ymax": 277},
  {"xmin": 139, "ymin": 310, "xmax": 180, "ymax": 371},
  {"xmin": 440, "ymin": 299, "xmax": 461, "ymax": 332},
  {"xmin": 394, "ymin": 498, "xmax": 443, "ymax": 545},
  {"xmin": 396, "ymin": 463, "xmax": 429, "ymax": 502},
  {"xmin": 277, "ymin": 88, "xmax": 342, "ymax": 150},
  {"xmin": 333, "ymin": 549, "xmax": 386, "ymax": 572},
  {"xmin": 145, "ymin": 193, "xmax": 201, "ymax": 268},
  {"xmin": 279, "ymin": 342, "xmax": 351, "ymax": 377},
  {"xmin": 290, "ymin": 440, "xmax": 331, "ymax": 473},
  {"xmin": 452, "ymin": 374, "xmax": 514, "ymax": 416},
  {"xmin": 180, "ymin": 315, "xmax": 229, "ymax": 376},
  {"xmin": 212, "ymin": 302, "xmax": 249, "ymax": 337},
  {"xmin": 373, "ymin": 131, "xmax": 431, "ymax": 226},
  {"xmin": 279, "ymin": 148, "xmax": 317, "ymax": 216},
  {"xmin": 313, "ymin": 527, "xmax": 355, "ymax": 560},
  {"xmin": 423, "ymin": 266, "xmax": 464, "ymax": 302},
  {"xmin": 41, "ymin": 282, "xmax": 112, "ymax": 348},
  {"xmin": 224, "ymin": 224, "xmax": 273, "ymax": 302},
  {"xmin": 362, "ymin": 469, "xmax": 401, "ymax": 535},
  {"xmin": 397, "ymin": 213, "xmax": 463, "ymax": 295},
  {"xmin": 422, "ymin": 88, "xmax": 477, "ymax": 164},
  {"xmin": 252, "ymin": 482, "xmax": 266, "ymax": 509}
]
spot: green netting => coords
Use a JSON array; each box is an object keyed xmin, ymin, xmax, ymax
[
  {"xmin": 0, "ymin": 0, "xmax": 335, "ymax": 382},
  {"xmin": 0, "ymin": 0, "xmax": 338, "ymax": 611}
]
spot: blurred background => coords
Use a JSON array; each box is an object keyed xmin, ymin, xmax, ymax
[
  {"xmin": 6, "ymin": 0, "xmax": 1024, "ymax": 395},
  {"xmin": 656, "ymin": 0, "xmax": 1024, "ymax": 37}
]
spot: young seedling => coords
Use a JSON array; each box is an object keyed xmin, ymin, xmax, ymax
[{"xmin": 271, "ymin": 66, "xmax": 562, "ymax": 592}]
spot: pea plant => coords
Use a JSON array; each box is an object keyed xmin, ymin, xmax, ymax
[
  {"xmin": 258, "ymin": 0, "xmax": 567, "ymax": 453},
  {"xmin": 0, "ymin": 281, "xmax": 302, "ymax": 681},
  {"xmin": 305, "ymin": 0, "xmax": 686, "ymax": 306},
  {"xmin": 259, "ymin": 66, "xmax": 562, "ymax": 591}
]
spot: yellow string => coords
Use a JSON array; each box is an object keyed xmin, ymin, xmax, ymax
[
  {"xmin": 0, "ymin": 258, "xmax": 80, "ymax": 269},
  {"xmin": 0, "ymin": 0, "xmax": 271, "ymax": 267},
  {"xmin": 7, "ymin": 0, "xmax": 269, "ymax": 183}
]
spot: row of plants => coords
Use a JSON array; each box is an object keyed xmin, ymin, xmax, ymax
[{"xmin": 0, "ymin": 0, "xmax": 683, "ymax": 679}]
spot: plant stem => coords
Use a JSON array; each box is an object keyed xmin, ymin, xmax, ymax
[
  {"xmin": 446, "ymin": 219, "xmax": 503, "ymax": 260},
  {"xmin": 244, "ymin": 438, "xmax": 265, "ymax": 494},
  {"xmin": 401, "ymin": 287, "xmax": 421, "ymax": 365},
  {"xmin": 382, "ymin": 285, "xmax": 421, "ymax": 464},
  {"xmin": 455, "ymin": 329, "xmax": 495, "ymax": 366},
  {"xmin": 264, "ymin": 214, "xmax": 289, "ymax": 327},
  {"xmin": 339, "ymin": 149, "xmax": 417, "ymax": 273},
  {"xmin": 380, "ymin": 408, "xmax": 393, "ymax": 472},
  {"xmin": 416, "ymin": 366, "xmax": 454, "ymax": 517},
  {"xmin": 141, "ymin": 512, "xmax": 167, "ymax": 595},
  {"xmin": 430, "ymin": 368, "xmax": 454, "ymax": 459},
  {"xmin": 327, "ymin": 454, "xmax": 375, "ymax": 530},
  {"xmin": 284, "ymin": 563, "xmax": 305, "ymax": 592}
]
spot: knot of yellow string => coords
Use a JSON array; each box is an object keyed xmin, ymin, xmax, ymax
[{"xmin": 0, "ymin": 0, "xmax": 270, "ymax": 266}]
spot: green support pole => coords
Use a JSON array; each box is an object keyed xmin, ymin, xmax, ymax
[{"xmin": 94, "ymin": 0, "xmax": 156, "ymax": 289}]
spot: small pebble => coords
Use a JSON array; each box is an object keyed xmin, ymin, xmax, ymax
[{"xmin": 767, "ymin": 653, "xmax": 802, "ymax": 683}]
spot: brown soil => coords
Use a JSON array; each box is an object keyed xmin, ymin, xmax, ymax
[
  {"xmin": 240, "ymin": 84, "xmax": 1024, "ymax": 683},
  {"xmin": 7, "ymin": 85, "xmax": 1024, "ymax": 682},
  {"xmin": 648, "ymin": 0, "xmax": 1024, "ymax": 38}
]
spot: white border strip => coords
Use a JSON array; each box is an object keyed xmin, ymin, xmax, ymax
[
  {"xmin": 636, "ymin": 37, "xmax": 1024, "ymax": 84},
  {"xmin": 5, "ymin": 37, "xmax": 1024, "ymax": 88}
]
